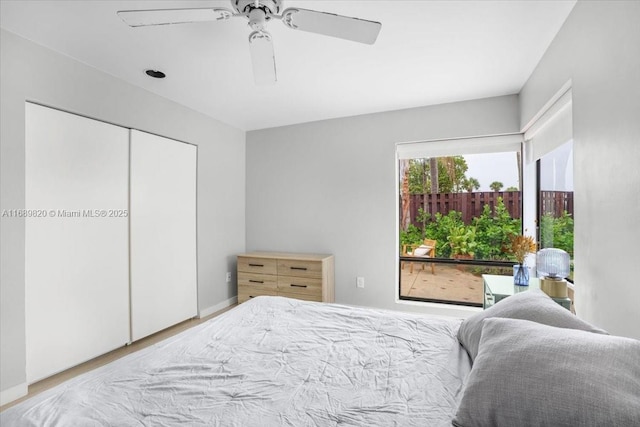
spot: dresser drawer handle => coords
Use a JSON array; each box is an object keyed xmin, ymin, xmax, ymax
[
  {"xmin": 249, "ymin": 263, "xmax": 264, "ymax": 267},
  {"xmin": 290, "ymin": 284, "xmax": 307, "ymax": 288},
  {"xmin": 249, "ymin": 280, "xmax": 264, "ymax": 284},
  {"xmin": 249, "ymin": 295, "xmax": 255, "ymax": 299},
  {"xmin": 290, "ymin": 267, "xmax": 308, "ymax": 271}
]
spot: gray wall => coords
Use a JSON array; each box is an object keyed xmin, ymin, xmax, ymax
[
  {"xmin": 0, "ymin": 30, "xmax": 246, "ymax": 394},
  {"xmin": 246, "ymin": 95, "xmax": 519, "ymax": 316},
  {"xmin": 520, "ymin": 1, "xmax": 640, "ymax": 339}
]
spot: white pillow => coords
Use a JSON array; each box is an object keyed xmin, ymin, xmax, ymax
[{"xmin": 413, "ymin": 245, "xmax": 432, "ymax": 256}]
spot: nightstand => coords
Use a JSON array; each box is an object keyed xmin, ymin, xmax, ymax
[{"xmin": 483, "ymin": 274, "xmax": 571, "ymax": 310}]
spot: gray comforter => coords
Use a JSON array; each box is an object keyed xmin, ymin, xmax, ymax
[{"xmin": 1, "ymin": 296, "xmax": 471, "ymax": 426}]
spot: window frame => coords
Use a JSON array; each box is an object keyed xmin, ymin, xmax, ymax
[{"xmin": 396, "ymin": 134, "xmax": 526, "ymax": 307}]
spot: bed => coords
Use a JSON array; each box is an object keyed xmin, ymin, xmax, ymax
[
  {"xmin": 1, "ymin": 296, "xmax": 471, "ymax": 426},
  {"xmin": 3, "ymin": 291, "xmax": 640, "ymax": 427}
]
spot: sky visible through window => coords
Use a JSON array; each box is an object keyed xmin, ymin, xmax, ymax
[{"xmin": 464, "ymin": 152, "xmax": 520, "ymax": 191}]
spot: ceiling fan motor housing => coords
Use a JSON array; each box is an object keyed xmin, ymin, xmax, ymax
[{"xmin": 233, "ymin": 0, "xmax": 282, "ymax": 17}]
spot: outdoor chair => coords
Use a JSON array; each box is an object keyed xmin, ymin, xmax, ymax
[{"xmin": 402, "ymin": 239, "xmax": 436, "ymax": 274}]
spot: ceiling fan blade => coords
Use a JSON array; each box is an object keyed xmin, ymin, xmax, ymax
[
  {"xmin": 117, "ymin": 8, "xmax": 234, "ymax": 27},
  {"xmin": 249, "ymin": 31, "xmax": 277, "ymax": 85},
  {"xmin": 280, "ymin": 8, "xmax": 381, "ymax": 45}
]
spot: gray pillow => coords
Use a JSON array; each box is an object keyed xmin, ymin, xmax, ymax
[
  {"xmin": 457, "ymin": 288, "xmax": 607, "ymax": 361},
  {"xmin": 452, "ymin": 318, "xmax": 640, "ymax": 427}
]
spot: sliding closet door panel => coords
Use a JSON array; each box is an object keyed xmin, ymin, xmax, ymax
[
  {"xmin": 25, "ymin": 103, "xmax": 130, "ymax": 383},
  {"xmin": 130, "ymin": 130, "xmax": 197, "ymax": 341}
]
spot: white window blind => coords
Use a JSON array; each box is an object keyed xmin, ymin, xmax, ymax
[
  {"xmin": 524, "ymin": 86, "xmax": 573, "ymax": 161},
  {"xmin": 396, "ymin": 134, "xmax": 523, "ymax": 160}
]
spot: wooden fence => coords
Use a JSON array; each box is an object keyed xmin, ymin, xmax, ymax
[
  {"xmin": 540, "ymin": 191, "xmax": 574, "ymax": 217},
  {"xmin": 408, "ymin": 191, "xmax": 573, "ymax": 226}
]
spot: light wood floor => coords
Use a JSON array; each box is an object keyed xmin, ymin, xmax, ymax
[{"xmin": 0, "ymin": 304, "xmax": 237, "ymax": 412}]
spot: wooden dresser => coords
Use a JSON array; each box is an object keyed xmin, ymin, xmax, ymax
[{"xmin": 237, "ymin": 252, "xmax": 335, "ymax": 304}]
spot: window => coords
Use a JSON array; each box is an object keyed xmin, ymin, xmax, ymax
[
  {"xmin": 537, "ymin": 140, "xmax": 574, "ymax": 279},
  {"xmin": 523, "ymin": 83, "xmax": 574, "ymax": 281},
  {"xmin": 397, "ymin": 135, "xmax": 524, "ymax": 306}
]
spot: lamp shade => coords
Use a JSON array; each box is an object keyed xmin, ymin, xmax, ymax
[{"xmin": 536, "ymin": 248, "xmax": 570, "ymax": 279}]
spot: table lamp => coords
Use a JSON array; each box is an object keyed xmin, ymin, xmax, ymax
[{"xmin": 536, "ymin": 248, "xmax": 570, "ymax": 298}]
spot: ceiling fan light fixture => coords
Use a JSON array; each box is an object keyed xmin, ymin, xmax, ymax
[
  {"xmin": 248, "ymin": 8, "xmax": 267, "ymax": 31},
  {"xmin": 145, "ymin": 69, "xmax": 166, "ymax": 79}
]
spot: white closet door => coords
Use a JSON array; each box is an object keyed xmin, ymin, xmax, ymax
[
  {"xmin": 130, "ymin": 130, "xmax": 197, "ymax": 341},
  {"xmin": 25, "ymin": 103, "xmax": 130, "ymax": 383}
]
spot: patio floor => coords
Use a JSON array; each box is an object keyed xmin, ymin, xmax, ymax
[{"xmin": 400, "ymin": 262, "xmax": 484, "ymax": 305}]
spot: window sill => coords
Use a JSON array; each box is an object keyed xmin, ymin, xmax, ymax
[{"xmin": 395, "ymin": 297, "xmax": 482, "ymax": 319}]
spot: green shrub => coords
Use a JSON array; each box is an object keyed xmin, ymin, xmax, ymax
[
  {"xmin": 447, "ymin": 225, "xmax": 477, "ymax": 257},
  {"xmin": 424, "ymin": 210, "xmax": 464, "ymax": 258},
  {"xmin": 472, "ymin": 198, "xmax": 521, "ymax": 261},
  {"xmin": 540, "ymin": 211, "xmax": 574, "ymax": 257},
  {"xmin": 399, "ymin": 224, "xmax": 424, "ymax": 249}
]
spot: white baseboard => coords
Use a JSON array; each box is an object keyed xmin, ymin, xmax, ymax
[
  {"xmin": 1, "ymin": 382, "xmax": 28, "ymax": 406},
  {"xmin": 199, "ymin": 296, "xmax": 237, "ymax": 319}
]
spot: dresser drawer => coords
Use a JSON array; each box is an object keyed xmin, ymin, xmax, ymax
[
  {"xmin": 277, "ymin": 276, "xmax": 322, "ymax": 297},
  {"xmin": 238, "ymin": 272, "xmax": 277, "ymax": 289},
  {"xmin": 238, "ymin": 256, "xmax": 277, "ymax": 275},
  {"xmin": 238, "ymin": 285, "xmax": 278, "ymax": 304},
  {"xmin": 277, "ymin": 259, "xmax": 322, "ymax": 279}
]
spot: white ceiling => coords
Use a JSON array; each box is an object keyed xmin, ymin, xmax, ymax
[{"xmin": 0, "ymin": 0, "xmax": 575, "ymax": 130}]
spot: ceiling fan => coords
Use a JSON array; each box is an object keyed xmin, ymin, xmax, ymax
[{"xmin": 117, "ymin": 0, "xmax": 382, "ymax": 85}]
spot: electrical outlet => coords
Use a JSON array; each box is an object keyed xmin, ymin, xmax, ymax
[
  {"xmin": 356, "ymin": 277, "xmax": 365, "ymax": 288},
  {"xmin": 226, "ymin": 272, "xmax": 232, "ymax": 283}
]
